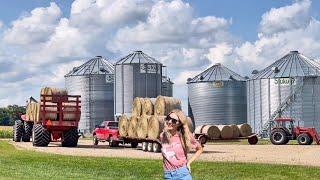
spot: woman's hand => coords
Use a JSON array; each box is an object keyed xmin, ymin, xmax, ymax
[{"xmin": 187, "ymin": 162, "xmax": 191, "ymax": 173}]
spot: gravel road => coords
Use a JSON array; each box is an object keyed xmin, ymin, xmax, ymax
[{"xmin": 10, "ymin": 139, "xmax": 320, "ymax": 167}]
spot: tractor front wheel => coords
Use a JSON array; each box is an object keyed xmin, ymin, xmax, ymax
[
  {"xmin": 62, "ymin": 128, "xmax": 79, "ymax": 147},
  {"xmin": 93, "ymin": 135, "xmax": 98, "ymax": 146},
  {"xmin": 270, "ymin": 129, "xmax": 287, "ymax": 145},
  {"xmin": 33, "ymin": 124, "xmax": 50, "ymax": 147},
  {"xmin": 297, "ymin": 134, "xmax": 311, "ymax": 145},
  {"xmin": 13, "ymin": 120, "xmax": 24, "ymax": 142}
]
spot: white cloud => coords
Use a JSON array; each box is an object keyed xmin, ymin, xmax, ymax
[
  {"xmin": 3, "ymin": 2, "xmax": 61, "ymax": 45},
  {"xmin": 259, "ymin": 0, "xmax": 311, "ymax": 36}
]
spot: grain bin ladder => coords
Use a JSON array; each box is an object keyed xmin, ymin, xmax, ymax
[{"xmin": 260, "ymin": 79, "xmax": 304, "ymax": 138}]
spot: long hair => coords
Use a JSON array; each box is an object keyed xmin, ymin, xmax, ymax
[{"xmin": 163, "ymin": 109, "xmax": 192, "ymax": 154}]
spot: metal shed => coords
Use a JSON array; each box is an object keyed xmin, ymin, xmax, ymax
[
  {"xmin": 247, "ymin": 51, "xmax": 320, "ymax": 136},
  {"xmin": 65, "ymin": 56, "xmax": 114, "ymax": 133},
  {"xmin": 187, "ymin": 63, "xmax": 247, "ymax": 127},
  {"xmin": 115, "ymin": 51, "xmax": 162, "ymax": 116}
]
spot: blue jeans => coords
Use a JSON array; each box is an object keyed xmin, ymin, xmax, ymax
[{"xmin": 164, "ymin": 165, "xmax": 192, "ymax": 180}]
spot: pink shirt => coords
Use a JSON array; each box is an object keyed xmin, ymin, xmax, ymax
[{"xmin": 160, "ymin": 132, "xmax": 201, "ymax": 170}]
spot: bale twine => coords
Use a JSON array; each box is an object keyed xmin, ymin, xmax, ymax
[
  {"xmin": 237, "ymin": 123, "xmax": 252, "ymax": 137},
  {"xmin": 132, "ymin": 97, "xmax": 144, "ymax": 116},
  {"xmin": 118, "ymin": 115, "xmax": 129, "ymax": 137},
  {"xmin": 194, "ymin": 125, "xmax": 206, "ymax": 134},
  {"xmin": 128, "ymin": 116, "xmax": 139, "ymax": 138},
  {"xmin": 230, "ymin": 124, "xmax": 240, "ymax": 138},
  {"xmin": 142, "ymin": 98, "xmax": 156, "ymax": 115},
  {"xmin": 154, "ymin": 96, "xmax": 181, "ymax": 116},
  {"xmin": 147, "ymin": 115, "xmax": 165, "ymax": 139},
  {"xmin": 40, "ymin": 87, "xmax": 68, "ymax": 101},
  {"xmin": 217, "ymin": 125, "xmax": 233, "ymax": 139},
  {"xmin": 137, "ymin": 115, "xmax": 150, "ymax": 138},
  {"xmin": 202, "ymin": 125, "xmax": 221, "ymax": 139}
]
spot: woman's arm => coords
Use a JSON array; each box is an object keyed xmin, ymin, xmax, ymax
[{"xmin": 187, "ymin": 145, "xmax": 203, "ymax": 173}]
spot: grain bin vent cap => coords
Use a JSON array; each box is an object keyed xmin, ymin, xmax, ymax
[
  {"xmin": 65, "ymin": 56, "xmax": 114, "ymax": 76},
  {"xmin": 115, "ymin": 50, "xmax": 162, "ymax": 65},
  {"xmin": 252, "ymin": 51, "xmax": 320, "ymax": 80},
  {"xmin": 187, "ymin": 63, "xmax": 246, "ymax": 84}
]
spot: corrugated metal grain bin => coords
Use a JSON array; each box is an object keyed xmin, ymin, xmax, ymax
[
  {"xmin": 115, "ymin": 51, "xmax": 162, "ymax": 116},
  {"xmin": 162, "ymin": 76, "xmax": 173, "ymax": 97},
  {"xmin": 247, "ymin": 51, "xmax": 320, "ymax": 136},
  {"xmin": 187, "ymin": 63, "xmax": 247, "ymax": 127},
  {"xmin": 65, "ymin": 56, "xmax": 114, "ymax": 133}
]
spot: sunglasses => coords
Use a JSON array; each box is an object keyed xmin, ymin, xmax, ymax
[{"xmin": 165, "ymin": 115, "xmax": 180, "ymax": 124}]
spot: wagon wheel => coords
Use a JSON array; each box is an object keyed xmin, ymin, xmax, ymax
[{"xmin": 248, "ymin": 135, "xmax": 258, "ymax": 145}]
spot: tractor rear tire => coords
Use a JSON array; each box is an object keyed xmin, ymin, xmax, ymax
[
  {"xmin": 309, "ymin": 138, "xmax": 314, "ymax": 145},
  {"xmin": 13, "ymin": 120, "xmax": 24, "ymax": 142},
  {"xmin": 270, "ymin": 129, "xmax": 287, "ymax": 145},
  {"xmin": 297, "ymin": 134, "xmax": 311, "ymax": 145},
  {"xmin": 22, "ymin": 121, "xmax": 33, "ymax": 142},
  {"xmin": 147, "ymin": 142, "xmax": 153, "ymax": 152},
  {"xmin": 142, "ymin": 142, "xmax": 148, "ymax": 151},
  {"xmin": 33, "ymin": 124, "xmax": 50, "ymax": 147},
  {"xmin": 153, "ymin": 143, "xmax": 161, "ymax": 153},
  {"xmin": 62, "ymin": 128, "xmax": 79, "ymax": 147},
  {"xmin": 131, "ymin": 142, "xmax": 138, "ymax": 148}
]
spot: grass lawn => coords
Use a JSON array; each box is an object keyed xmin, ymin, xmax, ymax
[{"xmin": 0, "ymin": 140, "xmax": 320, "ymax": 180}]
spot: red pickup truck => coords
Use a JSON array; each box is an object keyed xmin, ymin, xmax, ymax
[{"xmin": 92, "ymin": 121, "xmax": 119, "ymax": 147}]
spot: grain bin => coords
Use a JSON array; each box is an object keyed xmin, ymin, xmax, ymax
[
  {"xmin": 162, "ymin": 76, "xmax": 173, "ymax": 97},
  {"xmin": 65, "ymin": 56, "xmax": 114, "ymax": 134},
  {"xmin": 187, "ymin": 63, "xmax": 247, "ymax": 127},
  {"xmin": 247, "ymin": 51, "xmax": 320, "ymax": 136},
  {"xmin": 115, "ymin": 51, "xmax": 162, "ymax": 116}
]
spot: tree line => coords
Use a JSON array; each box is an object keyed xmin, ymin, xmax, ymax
[{"xmin": 0, "ymin": 105, "xmax": 26, "ymax": 126}]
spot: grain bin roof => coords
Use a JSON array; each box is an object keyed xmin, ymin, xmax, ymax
[
  {"xmin": 252, "ymin": 51, "xmax": 320, "ymax": 80},
  {"xmin": 65, "ymin": 56, "xmax": 114, "ymax": 76},
  {"xmin": 116, "ymin": 51, "xmax": 162, "ymax": 65},
  {"xmin": 187, "ymin": 63, "xmax": 246, "ymax": 84}
]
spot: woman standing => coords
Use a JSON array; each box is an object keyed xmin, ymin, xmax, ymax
[{"xmin": 160, "ymin": 109, "xmax": 203, "ymax": 180}]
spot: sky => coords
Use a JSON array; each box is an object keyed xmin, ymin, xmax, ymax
[{"xmin": 1, "ymin": 0, "xmax": 320, "ymax": 112}]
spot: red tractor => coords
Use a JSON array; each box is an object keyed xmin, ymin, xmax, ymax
[
  {"xmin": 13, "ymin": 94, "xmax": 81, "ymax": 147},
  {"xmin": 92, "ymin": 121, "xmax": 120, "ymax": 147},
  {"xmin": 270, "ymin": 117, "xmax": 320, "ymax": 145}
]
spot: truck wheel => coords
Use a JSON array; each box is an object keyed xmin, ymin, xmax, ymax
[
  {"xmin": 248, "ymin": 136, "xmax": 258, "ymax": 145},
  {"xmin": 270, "ymin": 129, "xmax": 287, "ymax": 145},
  {"xmin": 33, "ymin": 124, "xmax": 50, "ymax": 147},
  {"xmin": 22, "ymin": 121, "xmax": 33, "ymax": 142},
  {"xmin": 147, "ymin": 142, "xmax": 153, "ymax": 152},
  {"xmin": 109, "ymin": 140, "xmax": 119, "ymax": 147},
  {"xmin": 297, "ymin": 134, "xmax": 311, "ymax": 145},
  {"xmin": 131, "ymin": 142, "xmax": 138, "ymax": 148},
  {"xmin": 62, "ymin": 128, "xmax": 79, "ymax": 147},
  {"xmin": 153, "ymin": 143, "xmax": 161, "ymax": 153},
  {"xmin": 93, "ymin": 135, "xmax": 98, "ymax": 146},
  {"xmin": 13, "ymin": 120, "xmax": 24, "ymax": 142},
  {"xmin": 142, "ymin": 142, "xmax": 148, "ymax": 151}
]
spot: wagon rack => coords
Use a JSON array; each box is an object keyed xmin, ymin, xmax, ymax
[{"xmin": 194, "ymin": 133, "xmax": 259, "ymax": 145}]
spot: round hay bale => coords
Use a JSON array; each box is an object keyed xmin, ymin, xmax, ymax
[
  {"xmin": 63, "ymin": 103, "xmax": 78, "ymax": 121},
  {"xmin": 154, "ymin": 96, "xmax": 181, "ymax": 116},
  {"xmin": 137, "ymin": 115, "xmax": 150, "ymax": 138},
  {"xmin": 194, "ymin": 125, "xmax": 206, "ymax": 134},
  {"xmin": 202, "ymin": 125, "xmax": 221, "ymax": 139},
  {"xmin": 26, "ymin": 103, "xmax": 41, "ymax": 122},
  {"xmin": 147, "ymin": 115, "xmax": 165, "ymax": 139},
  {"xmin": 142, "ymin": 98, "xmax": 156, "ymax": 115},
  {"xmin": 132, "ymin": 97, "xmax": 144, "ymax": 116},
  {"xmin": 40, "ymin": 87, "xmax": 68, "ymax": 101},
  {"xmin": 238, "ymin": 123, "xmax": 252, "ymax": 137},
  {"xmin": 230, "ymin": 124, "xmax": 240, "ymax": 138},
  {"xmin": 119, "ymin": 115, "xmax": 129, "ymax": 137},
  {"xmin": 128, "ymin": 116, "xmax": 139, "ymax": 138},
  {"xmin": 217, "ymin": 125, "xmax": 233, "ymax": 139}
]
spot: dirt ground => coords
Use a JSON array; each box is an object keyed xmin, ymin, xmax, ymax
[{"xmin": 9, "ymin": 139, "xmax": 320, "ymax": 167}]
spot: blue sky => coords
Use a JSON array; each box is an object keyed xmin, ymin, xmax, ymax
[{"xmin": 0, "ymin": 0, "xmax": 320, "ymax": 111}]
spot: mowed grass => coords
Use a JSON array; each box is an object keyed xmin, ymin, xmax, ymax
[
  {"xmin": 0, "ymin": 126, "xmax": 12, "ymax": 138},
  {"xmin": 1, "ymin": 141, "xmax": 320, "ymax": 179}
]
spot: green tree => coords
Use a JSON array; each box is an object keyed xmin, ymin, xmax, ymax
[{"xmin": 0, "ymin": 105, "xmax": 26, "ymax": 125}]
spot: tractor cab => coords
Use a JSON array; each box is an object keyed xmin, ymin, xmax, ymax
[{"xmin": 273, "ymin": 118, "xmax": 295, "ymax": 134}]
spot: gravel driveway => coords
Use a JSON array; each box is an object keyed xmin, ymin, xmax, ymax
[{"xmin": 10, "ymin": 139, "xmax": 320, "ymax": 167}]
